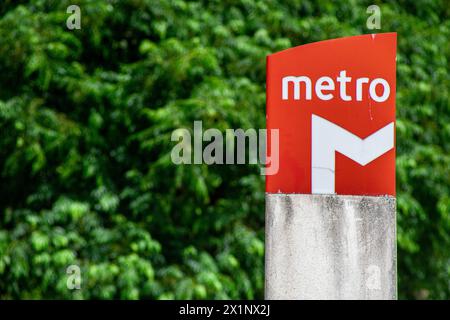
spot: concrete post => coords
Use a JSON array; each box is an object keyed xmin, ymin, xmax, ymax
[{"xmin": 265, "ymin": 193, "xmax": 396, "ymax": 300}]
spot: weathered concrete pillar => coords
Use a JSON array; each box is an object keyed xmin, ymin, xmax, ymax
[{"xmin": 265, "ymin": 194, "xmax": 396, "ymax": 300}]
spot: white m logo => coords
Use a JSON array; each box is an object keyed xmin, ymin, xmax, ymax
[{"xmin": 312, "ymin": 115, "xmax": 394, "ymax": 194}]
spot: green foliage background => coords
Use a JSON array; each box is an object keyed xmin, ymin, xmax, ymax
[{"xmin": 0, "ymin": 0, "xmax": 448, "ymax": 299}]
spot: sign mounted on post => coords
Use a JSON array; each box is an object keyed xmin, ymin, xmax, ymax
[
  {"xmin": 265, "ymin": 33, "xmax": 398, "ymax": 300},
  {"xmin": 266, "ymin": 33, "xmax": 397, "ymax": 196}
]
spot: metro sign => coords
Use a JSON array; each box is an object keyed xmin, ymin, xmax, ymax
[{"xmin": 266, "ymin": 33, "xmax": 397, "ymax": 196}]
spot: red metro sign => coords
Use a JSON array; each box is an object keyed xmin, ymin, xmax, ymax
[{"xmin": 266, "ymin": 33, "xmax": 397, "ymax": 196}]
